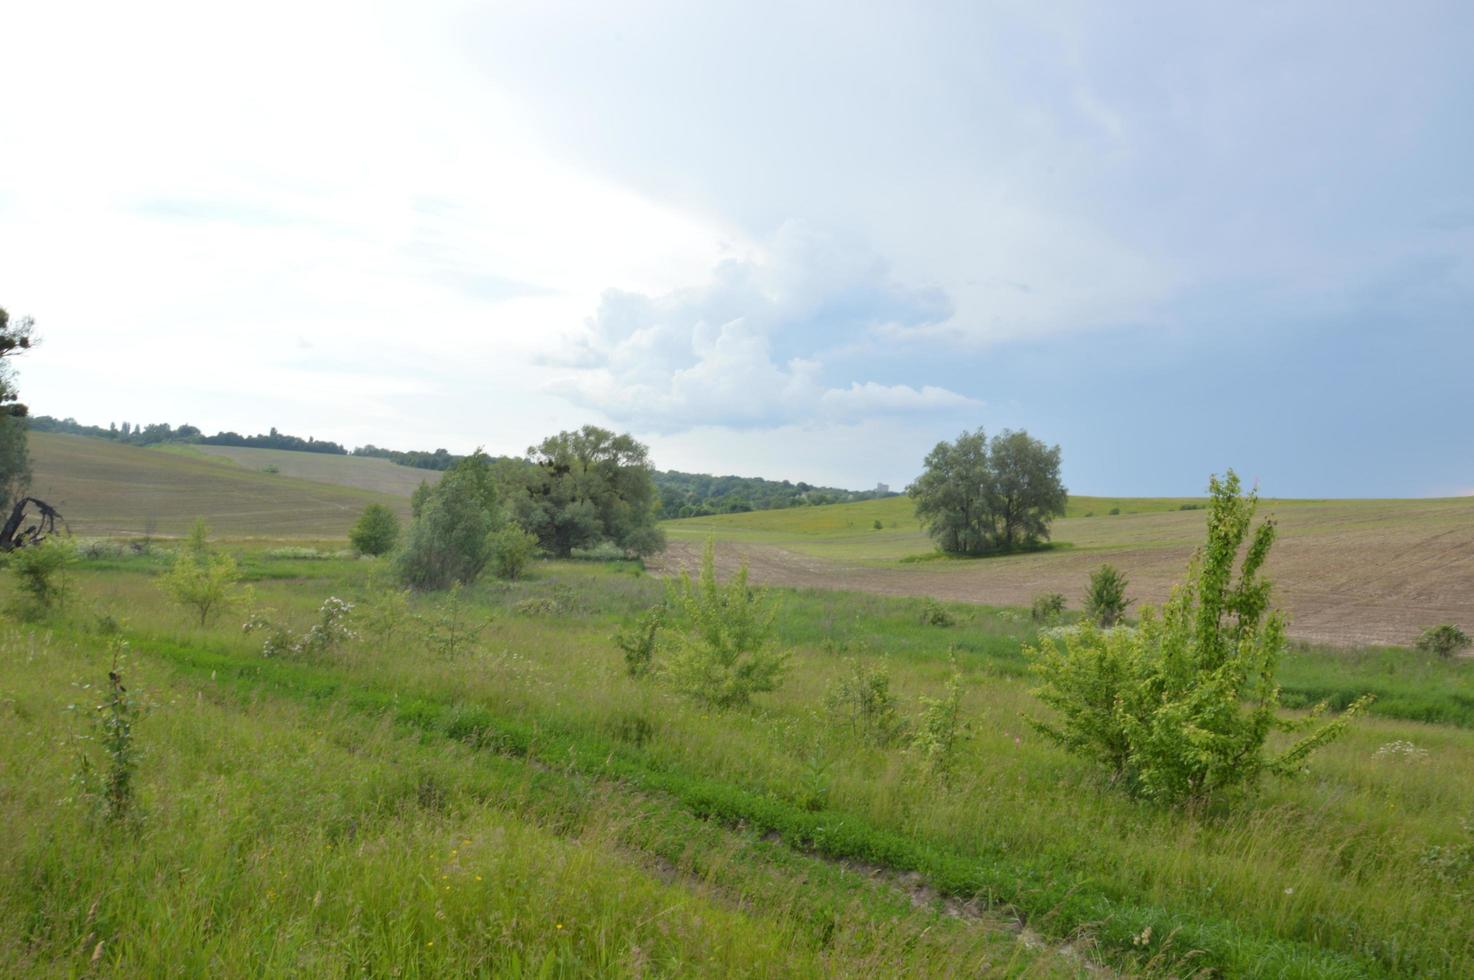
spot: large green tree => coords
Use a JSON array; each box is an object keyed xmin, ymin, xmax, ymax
[
  {"xmin": 0, "ymin": 307, "xmax": 35, "ymax": 515},
  {"xmin": 505, "ymin": 426, "xmax": 664, "ymax": 558},
  {"xmin": 908, "ymin": 427, "xmax": 1066, "ymax": 555}
]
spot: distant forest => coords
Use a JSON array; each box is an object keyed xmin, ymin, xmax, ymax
[{"xmin": 30, "ymin": 416, "xmax": 897, "ymax": 517}]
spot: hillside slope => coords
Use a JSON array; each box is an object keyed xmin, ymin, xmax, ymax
[{"xmin": 28, "ymin": 432, "xmax": 410, "ymax": 538}]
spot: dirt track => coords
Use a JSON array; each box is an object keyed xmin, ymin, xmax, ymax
[{"xmin": 651, "ymin": 515, "xmax": 1474, "ymax": 648}]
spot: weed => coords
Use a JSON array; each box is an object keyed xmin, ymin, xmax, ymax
[
  {"xmin": 910, "ymin": 663, "xmax": 965, "ymax": 780},
  {"xmin": 422, "ymin": 584, "xmax": 491, "ymax": 657},
  {"xmin": 73, "ymin": 639, "xmax": 140, "ymax": 823},
  {"xmin": 825, "ymin": 657, "xmax": 906, "ymax": 746}
]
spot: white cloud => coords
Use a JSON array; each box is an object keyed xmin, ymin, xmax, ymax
[{"xmin": 547, "ymin": 223, "xmax": 977, "ymax": 430}]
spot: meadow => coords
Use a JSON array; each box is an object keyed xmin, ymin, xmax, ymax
[{"xmin": 3, "ymin": 537, "xmax": 1474, "ymax": 977}]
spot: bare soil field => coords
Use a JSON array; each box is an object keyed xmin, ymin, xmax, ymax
[
  {"xmin": 185, "ymin": 444, "xmax": 441, "ymax": 496},
  {"xmin": 654, "ymin": 498, "xmax": 1474, "ymax": 647},
  {"xmin": 27, "ymin": 433, "xmax": 412, "ymax": 538}
]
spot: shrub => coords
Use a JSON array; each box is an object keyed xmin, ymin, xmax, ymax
[
  {"xmin": 826, "ymin": 658, "xmax": 906, "ymax": 746},
  {"xmin": 614, "ymin": 606, "xmax": 665, "ymax": 678},
  {"xmin": 395, "ymin": 452, "xmax": 502, "ymax": 590},
  {"xmin": 911, "ymin": 664, "xmax": 965, "ymax": 779},
  {"xmin": 1083, "ymin": 564, "xmax": 1132, "ymax": 627},
  {"xmin": 1029, "ymin": 470, "xmax": 1373, "ymax": 807},
  {"xmin": 872, "ymin": 519, "xmax": 883, "ymax": 530},
  {"xmin": 919, "ymin": 597, "xmax": 955, "ymax": 627},
  {"xmin": 350, "ymin": 504, "xmax": 401, "ymax": 556},
  {"xmin": 662, "ymin": 540, "xmax": 787, "ymax": 708},
  {"xmin": 1415, "ymin": 624, "xmax": 1472, "ymax": 659},
  {"xmin": 244, "ymin": 596, "xmax": 356, "ymax": 658},
  {"xmin": 1031, "ymin": 592, "xmax": 1066, "ymax": 624},
  {"xmin": 162, "ymin": 545, "xmax": 243, "ymax": 627},
  {"xmin": 8, "ymin": 537, "xmax": 76, "ymax": 618},
  {"xmin": 489, "ymin": 524, "xmax": 538, "ymax": 580},
  {"xmin": 359, "ymin": 587, "xmax": 412, "ymax": 647}
]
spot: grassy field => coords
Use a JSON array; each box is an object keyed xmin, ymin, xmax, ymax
[
  {"xmin": 27, "ymin": 433, "xmax": 414, "ymax": 539},
  {"xmin": 661, "ymin": 494, "xmax": 1474, "ymax": 647},
  {"xmin": 2, "ymin": 543, "xmax": 1473, "ymax": 976}
]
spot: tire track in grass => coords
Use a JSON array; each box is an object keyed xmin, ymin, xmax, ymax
[{"xmin": 135, "ymin": 630, "xmax": 1390, "ymax": 979}]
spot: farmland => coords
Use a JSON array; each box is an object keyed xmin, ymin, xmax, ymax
[{"xmin": 3, "ymin": 435, "xmax": 1474, "ymax": 975}]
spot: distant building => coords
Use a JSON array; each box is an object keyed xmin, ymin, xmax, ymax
[{"xmin": 875, "ymin": 482, "xmax": 890, "ymax": 494}]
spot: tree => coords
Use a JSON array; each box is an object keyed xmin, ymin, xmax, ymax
[
  {"xmin": 1083, "ymin": 564, "xmax": 1132, "ymax": 627},
  {"xmin": 488, "ymin": 524, "xmax": 538, "ymax": 580},
  {"xmin": 908, "ymin": 428, "xmax": 1066, "ymax": 555},
  {"xmin": 0, "ymin": 306, "xmax": 35, "ymax": 516},
  {"xmin": 504, "ymin": 426, "xmax": 665, "ymax": 558},
  {"xmin": 662, "ymin": 541, "xmax": 787, "ymax": 708},
  {"xmin": 161, "ymin": 521, "xmax": 243, "ymax": 627},
  {"xmin": 394, "ymin": 451, "xmax": 504, "ymax": 589},
  {"xmin": 1029, "ymin": 471, "xmax": 1372, "ymax": 807},
  {"xmin": 349, "ymin": 504, "xmax": 400, "ymax": 556}
]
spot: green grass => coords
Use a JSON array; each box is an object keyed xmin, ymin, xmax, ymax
[{"xmin": 4, "ymin": 546, "xmax": 1474, "ymax": 976}]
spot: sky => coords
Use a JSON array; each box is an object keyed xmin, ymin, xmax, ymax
[{"xmin": 1, "ymin": 0, "xmax": 1471, "ymax": 496}]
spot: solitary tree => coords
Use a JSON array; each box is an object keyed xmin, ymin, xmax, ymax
[
  {"xmin": 349, "ymin": 503, "xmax": 400, "ymax": 556},
  {"xmin": 908, "ymin": 428, "xmax": 1066, "ymax": 555},
  {"xmin": 503, "ymin": 426, "xmax": 665, "ymax": 558}
]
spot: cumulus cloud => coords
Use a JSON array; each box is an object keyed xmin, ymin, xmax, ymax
[{"xmin": 546, "ymin": 223, "xmax": 979, "ymax": 430}]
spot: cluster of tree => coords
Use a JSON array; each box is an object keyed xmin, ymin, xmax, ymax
[
  {"xmin": 654, "ymin": 471, "xmax": 895, "ymax": 518},
  {"xmin": 365, "ymin": 425, "xmax": 665, "ymax": 590},
  {"xmin": 29, "ymin": 417, "xmax": 349, "ymax": 455},
  {"xmin": 908, "ymin": 428, "xmax": 1067, "ymax": 555},
  {"xmin": 351, "ymin": 445, "xmax": 464, "ymax": 470}
]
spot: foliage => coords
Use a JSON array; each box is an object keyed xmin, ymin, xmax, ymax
[
  {"xmin": 614, "ymin": 606, "xmax": 665, "ymax": 678},
  {"xmin": 1030, "ymin": 471, "xmax": 1373, "ymax": 807},
  {"xmin": 1083, "ymin": 564, "xmax": 1132, "ymax": 627},
  {"xmin": 1416, "ymin": 624, "xmax": 1472, "ymax": 659},
  {"xmin": 918, "ymin": 597, "xmax": 955, "ymax": 627},
  {"xmin": 161, "ymin": 525, "xmax": 243, "ymax": 626},
  {"xmin": 826, "ymin": 657, "xmax": 906, "ymax": 746},
  {"xmin": 502, "ymin": 426, "xmax": 664, "ymax": 558},
  {"xmin": 358, "ymin": 587, "xmax": 412, "ymax": 647},
  {"xmin": 0, "ymin": 306, "xmax": 33, "ymax": 515},
  {"xmin": 1031, "ymin": 592, "xmax": 1066, "ymax": 623},
  {"xmin": 421, "ymin": 583, "xmax": 491, "ymax": 657},
  {"xmin": 30, "ymin": 415, "xmax": 349, "ymax": 454},
  {"xmin": 394, "ymin": 451, "xmax": 503, "ymax": 590},
  {"xmin": 73, "ymin": 639, "xmax": 140, "ymax": 823},
  {"xmin": 349, "ymin": 503, "xmax": 400, "ymax": 556},
  {"xmin": 662, "ymin": 541, "xmax": 787, "ymax": 708},
  {"xmin": 488, "ymin": 524, "xmax": 538, "ymax": 580},
  {"xmin": 911, "ymin": 664, "xmax": 965, "ymax": 779},
  {"xmin": 908, "ymin": 427, "xmax": 1066, "ymax": 555},
  {"xmin": 8, "ymin": 537, "xmax": 76, "ymax": 618},
  {"xmin": 655, "ymin": 469, "xmax": 896, "ymax": 518}
]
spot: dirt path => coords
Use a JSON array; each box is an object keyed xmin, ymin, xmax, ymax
[{"xmin": 650, "ymin": 530, "xmax": 1474, "ymax": 648}]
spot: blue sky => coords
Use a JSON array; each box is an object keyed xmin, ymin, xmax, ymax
[{"xmin": 1, "ymin": 1, "xmax": 1470, "ymax": 495}]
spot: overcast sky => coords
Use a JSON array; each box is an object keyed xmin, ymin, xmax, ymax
[{"xmin": 2, "ymin": 1, "xmax": 1471, "ymax": 496}]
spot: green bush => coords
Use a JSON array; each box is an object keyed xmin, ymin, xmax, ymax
[
  {"xmin": 1083, "ymin": 564, "xmax": 1132, "ymax": 627},
  {"xmin": 614, "ymin": 606, "xmax": 665, "ymax": 678},
  {"xmin": 662, "ymin": 541, "xmax": 787, "ymax": 709},
  {"xmin": 1031, "ymin": 592, "xmax": 1066, "ymax": 624},
  {"xmin": 8, "ymin": 538, "xmax": 76, "ymax": 618},
  {"xmin": 1030, "ymin": 471, "xmax": 1373, "ymax": 807},
  {"xmin": 1415, "ymin": 624, "xmax": 1472, "ymax": 659},
  {"xmin": 349, "ymin": 504, "xmax": 401, "ymax": 556},
  {"xmin": 161, "ymin": 527, "xmax": 243, "ymax": 627},
  {"xmin": 395, "ymin": 453, "xmax": 501, "ymax": 590},
  {"xmin": 911, "ymin": 664, "xmax": 965, "ymax": 779},
  {"xmin": 919, "ymin": 597, "xmax": 955, "ymax": 627},
  {"xmin": 489, "ymin": 525, "xmax": 539, "ymax": 580}
]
